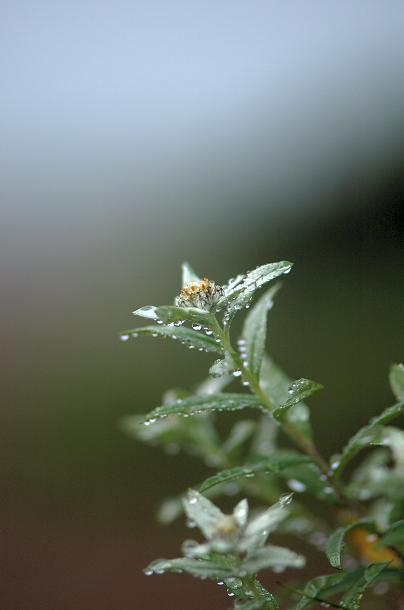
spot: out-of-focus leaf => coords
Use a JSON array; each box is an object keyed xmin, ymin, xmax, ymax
[
  {"xmin": 251, "ymin": 414, "xmax": 278, "ymax": 458},
  {"xmin": 345, "ymin": 449, "xmax": 391, "ymax": 501},
  {"xmin": 273, "ymin": 379, "xmax": 323, "ymax": 419},
  {"xmin": 120, "ymin": 325, "xmax": 223, "ymax": 353},
  {"xmin": 199, "ymin": 453, "xmax": 311, "ymax": 492},
  {"xmin": 330, "ymin": 402, "xmax": 404, "ymax": 479},
  {"xmin": 195, "ymin": 373, "xmax": 233, "ymax": 395},
  {"xmin": 389, "ymin": 363, "xmax": 404, "ymax": 402},
  {"xmin": 380, "ymin": 426, "xmax": 404, "ymax": 467},
  {"xmin": 223, "ymin": 420, "xmax": 256, "ymax": 455},
  {"xmin": 339, "ymin": 562, "xmax": 389, "ymax": 610},
  {"xmin": 241, "ymin": 284, "xmax": 281, "ymax": 380},
  {"xmin": 209, "ymin": 357, "xmax": 232, "ymax": 377},
  {"xmin": 182, "ymin": 261, "xmax": 200, "ymax": 286},
  {"xmin": 292, "ymin": 572, "xmax": 357, "ymax": 610},
  {"xmin": 325, "ymin": 520, "xmax": 375, "ymax": 569},
  {"xmin": 144, "ymin": 557, "xmax": 235, "ymax": 579},
  {"xmin": 280, "ymin": 462, "xmax": 339, "ymax": 503},
  {"xmin": 260, "ymin": 358, "xmax": 313, "ymax": 439},
  {"xmin": 182, "ymin": 489, "xmax": 225, "ymax": 539},
  {"xmin": 377, "ymin": 520, "xmax": 404, "ymax": 548},
  {"xmin": 231, "ymin": 577, "xmax": 280, "ymax": 610},
  {"xmin": 143, "ymin": 393, "xmax": 263, "ymax": 423},
  {"xmin": 242, "ymin": 544, "xmax": 305, "ymax": 573},
  {"xmin": 240, "ymin": 494, "xmax": 293, "ymax": 553}
]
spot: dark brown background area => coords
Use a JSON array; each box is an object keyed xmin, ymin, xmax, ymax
[{"xmin": 1, "ymin": 2, "xmax": 404, "ymax": 609}]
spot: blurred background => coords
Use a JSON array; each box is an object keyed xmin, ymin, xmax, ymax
[{"xmin": 1, "ymin": 1, "xmax": 403, "ymax": 608}]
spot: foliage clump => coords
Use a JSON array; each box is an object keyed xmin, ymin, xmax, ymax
[{"xmin": 121, "ymin": 262, "xmax": 404, "ymax": 609}]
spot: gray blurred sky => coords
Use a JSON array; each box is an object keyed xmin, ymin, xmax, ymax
[{"xmin": 2, "ymin": 0, "xmax": 404, "ymax": 240}]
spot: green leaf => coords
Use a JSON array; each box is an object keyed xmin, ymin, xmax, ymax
[
  {"xmin": 273, "ymin": 378, "xmax": 323, "ymax": 419},
  {"xmin": 339, "ymin": 562, "xmax": 389, "ymax": 610},
  {"xmin": 330, "ymin": 402, "xmax": 404, "ymax": 479},
  {"xmin": 209, "ymin": 356, "xmax": 232, "ymax": 377},
  {"xmin": 120, "ymin": 325, "xmax": 223, "ymax": 353},
  {"xmin": 223, "ymin": 420, "xmax": 256, "ymax": 454},
  {"xmin": 292, "ymin": 572, "xmax": 356, "ymax": 610},
  {"xmin": 325, "ymin": 520, "xmax": 375, "ymax": 569},
  {"xmin": 224, "ymin": 261, "xmax": 292, "ymax": 301},
  {"xmin": 260, "ymin": 358, "xmax": 313, "ymax": 439},
  {"xmin": 132, "ymin": 305, "xmax": 158, "ymax": 319},
  {"xmin": 143, "ymin": 393, "xmax": 263, "ymax": 423},
  {"xmin": 156, "ymin": 305, "xmax": 211, "ymax": 325},
  {"xmin": 281, "ymin": 462, "xmax": 339, "ymax": 503},
  {"xmin": 220, "ymin": 262, "xmax": 292, "ymax": 322},
  {"xmin": 389, "ymin": 363, "xmax": 404, "ymax": 402},
  {"xmin": 231, "ymin": 578, "xmax": 280, "ymax": 610},
  {"xmin": 183, "ymin": 489, "xmax": 225, "ymax": 539},
  {"xmin": 182, "ymin": 261, "xmax": 200, "ymax": 286},
  {"xmin": 240, "ymin": 494, "xmax": 293, "ymax": 552},
  {"xmin": 199, "ymin": 453, "xmax": 312, "ymax": 492},
  {"xmin": 241, "ymin": 284, "xmax": 281, "ymax": 380},
  {"xmin": 377, "ymin": 519, "xmax": 404, "ymax": 548},
  {"xmin": 242, "ymin": 544, "xmax": 305, "ymax": 573},
  {"xmin": 144, "ymin": 557, "xmax": 235, "ymax": 580}
]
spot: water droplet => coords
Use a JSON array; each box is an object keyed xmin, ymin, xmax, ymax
[
  {"xmin": 198, "ymin": 347, "xmax": 204, "ymax": 351},
  {"xmin": 157, "ymin": 320, "xmax": 163, "ymax": 325},
  {"xmin": 188, "ymin": 345, "xmax": 195, "ymax": 349},
  {"xmin": 205, "ymin": 329, "xmax": 213, "ymax": 335},
  {"xmin": 232, "ymin": 370, "xmax": 242, "ymax": 377},
  {"xmin": 144, "ymin": 570, "xmax": 153, "ymax": 575},
  {"xmin": 228, "ymin": 592, "xmax": 235, "ymax": 597},
  {"xmin": 152, "ymin": 333, "xmax": 158, "ymax": 337},
  {"xmin": 217, "ymin": 581, "xmax": 224, "ymax": 586},
  {"xmin": 189, "ymin": 496, "xmax": 197, "ymax": 505},
  {"xmin": 192, "ymin": 323, "xmax": 202, "ymax": 331},
  {"xmin": 120, "ymin": 334, "xmax": 129, "ymax": 341},
  {"xmin": 287, "ymin": 479, "xmax": 306, "ymax": 493},
  {"xmin": 242, "ymin": 380, "xmax": 249, "ymax": 387},
  {"xmin": 131, "ymin": 332, "xmax": 138, "ymax": 338}
]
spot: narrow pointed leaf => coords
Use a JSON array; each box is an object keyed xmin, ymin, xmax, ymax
[
  {"xmin": 224, "ymin": 261, "xmax": 293, "ymax": 301},
  {"xmin": 199, "ymin": 454, "xmax": 311, "ymax": 492},
  {"xmin": 143, "ymin": 393, "xmax": 263, "ymax": 423},
  {"xmin": 389, "ymin": 363, "xmax": 404, "ymax": 402},
  {"xmin": 156, "ymin": 305, "xmax": 211, "ymax": 325},
  {"xmin": 330, "ymin": 402, "xmax": 404, "ymax": 479},
  {"xmin": 132, "ymin": 305, "xmax": 158, "ymax": 319},
  {"xmin": 242, "ymin": 284, "xmax": 281, "ymax": 379},
  {"xmin": 145, "ymin": 557, "xmax": 234, "ymax": 579},
  {"xmin": 120, "ymin": 325, "xmax": 223, "ymax": 353},
  {"xmin": 183, "ymin": 489, "xmax": 225, "ymax": 539},
  {"xmin": 260, "ymin": 358, "xmax": 313, "ymax": 438},
  {"xmin": 339, "ymin": 562, "xmax": 389, "ymax": 610},
  {"xmin": 325, "ymin": 520, "xmax": 375, "ymax": 569},
  {"xmin": 182, "ymin": 262, "xmax": 200, "ymax": 286},
  {"xmin": 292, "ymin": 572, "xmax": 358, "ymax": 610},
  {"xmin": 273, "ymin": 378, "xmax": 323, "ymax": 419},
  {"xmin": 241, "ymin": 494, "xmax": 292, "ymax": 552},
  {"xmin": 242, "ymin": 544, "xmax": 305, "ymax": 573},
  {"xmin": 377, "ymin": 519, "xmax": 404, "ymax": 548}
]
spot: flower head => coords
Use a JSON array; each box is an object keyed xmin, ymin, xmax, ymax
[{"xmin": 176, "ymin": 278, "xmax": 223, "ymax": 311}]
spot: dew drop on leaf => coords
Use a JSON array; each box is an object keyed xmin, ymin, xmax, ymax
[{"xmin": 120, "ymin": 334, "xmax": 129, "ymax": 341}]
